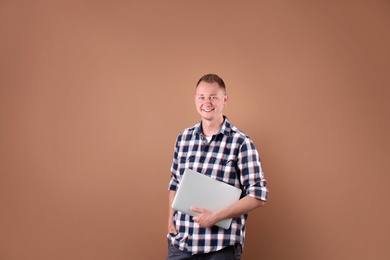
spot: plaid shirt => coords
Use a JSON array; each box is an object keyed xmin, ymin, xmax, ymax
[{"xmin": 168, "ymin": 117, "xmax": 268, "ymax": 254}]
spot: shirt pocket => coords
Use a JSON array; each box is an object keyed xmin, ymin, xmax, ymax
[
  {"xmin": 215, "ymin": 156, "xmax": 238, "ymax": 185},
  {"xmin": 179, "ymin": 154, "xmax": 197, "ymax": 172}
]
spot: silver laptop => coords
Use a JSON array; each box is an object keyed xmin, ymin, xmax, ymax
[{"xmin": 171, "ymin": 168, "xmax": 242, "ymax": 229}]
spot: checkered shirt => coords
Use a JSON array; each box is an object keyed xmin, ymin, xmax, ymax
[{"xmin": 168, "ymin": 117, "xmax": 268, "ymax": 254}]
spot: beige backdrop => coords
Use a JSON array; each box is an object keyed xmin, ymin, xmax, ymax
[{"xmin": 1, "ymin": 1, "xmax": 389, "ymax": 259}]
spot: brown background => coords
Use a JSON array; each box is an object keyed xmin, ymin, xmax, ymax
[{"xmin": 0, "ymin": 1, "xmax": 389, "ymax": 259}]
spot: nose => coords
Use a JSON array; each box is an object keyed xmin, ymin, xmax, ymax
[
  {"xmin": 202, "ymin": 99, "xmax": 212, "ymax": 106},
  {"xmin": 203, "ymin": 97, "xmax": 213, "ymax": 103}
]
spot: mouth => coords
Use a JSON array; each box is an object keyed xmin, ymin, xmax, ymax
[{"xmin": 201, "ymin": 108, "xmax": 214, "ymax": 112}]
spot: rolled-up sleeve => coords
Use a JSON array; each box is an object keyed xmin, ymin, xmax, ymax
[{"xmin": 238, "ymin": 139, "xmax": 269, "ymax": 201}]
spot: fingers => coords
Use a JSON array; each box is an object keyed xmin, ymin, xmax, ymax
[{"xmin": 191, "ymin": 207, "xmax": 208, "ymax": 223}]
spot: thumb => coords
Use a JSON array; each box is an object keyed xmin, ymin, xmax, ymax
[{"xmin": 190, "ymin": 206, "xmax": 202, "ymax": 213}]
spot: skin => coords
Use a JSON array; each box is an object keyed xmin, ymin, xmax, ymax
[
  {"xmin": 194, "ymin": 81, "xmax": 228, "ymax": 137},
  {"xmin": 168, "ymin": 81, "xmax": 265, "ymax": 234}
]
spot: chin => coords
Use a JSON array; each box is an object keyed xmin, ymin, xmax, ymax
[{"xmin": 202, "ymin": 115, "xmax": 215, "ymax": 121}]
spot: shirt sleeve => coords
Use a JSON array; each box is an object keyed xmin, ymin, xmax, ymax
[
  {"xmin": 168, "ymin": 137, "xmax": 180, "ymax": 191},
  {"xmin": 237, "ymin": 138, "xmax": 269, "ymax": 201}
]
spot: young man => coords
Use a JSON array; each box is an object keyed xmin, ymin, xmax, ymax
[{"xmin": 167, "ymin": 74, "xmax": 269, "ymax": 259}]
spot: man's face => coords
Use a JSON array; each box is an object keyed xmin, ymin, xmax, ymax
[{"xmin": 194, "ymin": 81, "xmax": 228, "ymax": 122}]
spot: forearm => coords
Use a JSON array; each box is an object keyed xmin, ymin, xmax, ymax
[
  {"xmin": 215, "ymin": 196, "xmax": 265, "ymax": 221},
  {"xmin": 168, "ymin": 190, "xmax": 176, "ymax": 218}
]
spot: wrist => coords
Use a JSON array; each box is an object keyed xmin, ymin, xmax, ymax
[{"xmin": 213, "ymin": 211, "xmax": 223, "ymax": 223}]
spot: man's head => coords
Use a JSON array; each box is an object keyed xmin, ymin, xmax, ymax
[
  {"xmin": 196, "ymin": 74, "xmax": 226, "ymax": 93},
  {"xmin": 195, "ymin": 74, "xmax": 228, "ymax": 123}
]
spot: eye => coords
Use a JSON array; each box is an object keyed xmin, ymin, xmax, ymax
[{"xmin": 211, "ymin": 96, "xmax": 217, "ymax": 100}]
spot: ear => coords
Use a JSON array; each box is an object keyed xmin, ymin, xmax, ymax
[{"xmin": 223, "ymin": 94, "xmax": 228, "ymax": 105}]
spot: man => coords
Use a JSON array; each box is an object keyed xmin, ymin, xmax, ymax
[{"xmin": 167, "ymin": 74, "xmax": 268, "ymax": 259}]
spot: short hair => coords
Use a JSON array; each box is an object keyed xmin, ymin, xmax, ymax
[{"xmin": 196, "ymin": 74, "xmax": 226, "ymax": 92}]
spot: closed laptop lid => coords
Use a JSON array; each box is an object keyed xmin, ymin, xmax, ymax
[{"xmin": 171, "ymin": 168, "xmax": 242, "ymax": 229}]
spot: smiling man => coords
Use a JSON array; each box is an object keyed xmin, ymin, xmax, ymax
[{"xmin": 167, "ymin": 74, "xmax": 269, "ymax": 260}]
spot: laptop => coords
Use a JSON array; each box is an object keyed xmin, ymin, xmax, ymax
[{"xmin": 171, "ymin": 168, "xmax": 242, "ymax": 229}]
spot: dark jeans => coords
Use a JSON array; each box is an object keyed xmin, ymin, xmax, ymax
[{"xmin": 167, "ymin": 240, "xmax": 242, "ymax": 260}]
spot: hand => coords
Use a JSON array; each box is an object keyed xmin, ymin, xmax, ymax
[
  {"xmin": 191, "ymin": 207, "xmax": 219, "ymax": 228},
  {"xmin": 168, "ymin": 220, "xmax": 178, "ymax": 236}
]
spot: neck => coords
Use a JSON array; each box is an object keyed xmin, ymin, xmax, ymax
[{"xmin": 201, "ymin": 116, "xmax": 224, "ymax": 137}]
